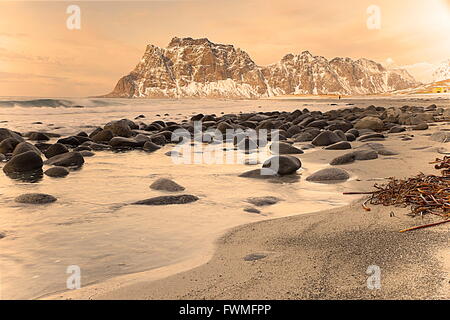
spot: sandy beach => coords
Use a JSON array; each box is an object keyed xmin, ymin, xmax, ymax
[{"xmin": 45, "ymin": 105, "xmax": 450, "ymax": 300}]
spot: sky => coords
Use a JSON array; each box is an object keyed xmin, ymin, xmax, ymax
[{"xmin": 0, "ymin": 0, "xmax": 449, "ymax": 97}]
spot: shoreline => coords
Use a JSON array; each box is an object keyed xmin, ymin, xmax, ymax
[
  {"xmin": 47, "ymin": 198, "xmax": 449, "ymax": 300},
  {"xmin": 41, "ymin": 205, "xmax": 332, "ymax": 300},
  {"xmin": 47, "ymin": 121, "xmax": 450, "ymax": 300}
]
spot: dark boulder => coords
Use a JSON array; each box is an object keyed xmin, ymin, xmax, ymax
[
  {"xmin": 143, "ymin": 141, "xmax": 161, "ymax": 152},
  {"xmin": 354, "ymin": 116, "xmax": 384, "ymax": 131},
  {"xmin": 74, "ymin": 145, "xmax": 92, "ymax": 152},
  {"xmin": 89, "ymin": 127, "xmax": 103, "ymax": 138},
  {"xmin": 80, "ymin": 150, "xmax": 95, "ymax": 157},
  {"xmin": 326, "ymin": 121, "xmax": 353, "ymax": 132},
  {"xmin": 412, "ymin": 123, "xmax": 429, "ymax": 130},
  {"xmin": 44, "ymin": 143, "xmax": 69, "ymax": 159},
  {"xmin": 333, "ymin": 130, "xmax": 347, "ymax": 141},
  {"xmin": 76, "ymin": 131, "xmax": 89, "ymax": 137},
  {"xmin": 15, "ymin": 193, "xmax": 57, "ymax": 204},
  {"xmin": 44, "ymin": 151, "xmax": 84, "ymax": 167},
  {"xmin": 44, "ymin": 166, "xmax": 69, "ymax": 178},
  {"xmin": 324, "ymin": 141, "xmax": 352, "ymax": 150},
  {"xmin": 292, "ymin": 131, "xmax": 315, "ymax": 142},
  {"xmin": 12, "ymin": 142, "xmax": 41, "ymax": 156},
  {"xmin": 104, "ymin": 120, "xmax": 133, "ymax": 137},
  {"xmin": 306, "ymin": 168, "xmax": 350, "ymax": 183},
  {"xmin": 88, "ymin": 142, "xmax": 110, "ymax": 151},
  {"xmin": 262, "ymin": 155, "xmax": 301, "ymax": 175},
  {"xmin": 430, "ymin": 131, "xmax": 450, "ymax": 143},
  {"xmin": 28, "ymin": 132, "xmax": 50, "ymax": 141},
  {"xmin": 388, "ymin": 126, "xmax": 406, "ymax": 133},
  {"xmin": 353, "ymin": 150, "xmax": 378, "ymax": 160},
  {"xmin": 109, "ymin": 137, "xmax": 141, "ymax": 149},
  {"xmin": 238, "ymin": 168, "xmax": 277, "ymax": 179},
  {"xmin": 357, "ymin": 133, "xmax": 385, "ymax": 142},
  {"xmin": 270, "ymin": 142, "xmax": 304, "ymax": 154},
  {"xmin": 312, "ymin": 131, "xmax": 341, "ymax": 146},
  {"xmin": 34, "ymin": 142, "xmax": 52, "ymax": 152},
  {"xmin": 57, "ymin": 136, "xmax": 81, "ymax": 147},
  {"xmin": 330, "ymin": 153, "xmax": 357, "ymax": 165},
  {"xmin": 346, "ymin": 128, "xmax": 359, "ymax": 137},
  {"xmin": 0, "ymin": 128, "xmax": 24, "ymax": 143},
  {"xmin": 150, "ymin": 178, "xmax": 185, "ymax": 192},
  {"xmin": 246, "ymin": 196, "xmax": 282, "ymax": 206},
  {"xmin": 91, "ymin": 129, "xmax": 114, "ymax": 143},
  {"xmin": 3, "ymin": 151, "xmax": 43, "ymax": 174},
  {"xmin": 286, "ymin": 125, "xmax": 303, "ymax": 137},
  {"xmin": 0, "ymin": 137, "xmax": 20, "ymax": 154},
  {"xmin": 150, "ymin": 134, "xmax": 167, "ymax": 146},
  {"xmin": 306, "ymin": 120, "xmax": 328, "ymax": 129},
  {"xmin": 132, "ymin": 194, "xmax": 199, "ymax": 205},
  {"xmin": 345, "ymin": 133, "xmax": 356, "ymax": 141},
  {"xmin": 191, "ymin": 113, "xmax": 204, "ymax": 122},
  {"xmin": 244, "ymin": 207, "xmax": 261, "ymax": 214}
]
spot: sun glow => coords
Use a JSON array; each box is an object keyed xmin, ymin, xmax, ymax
[{"xmin": 434, "ymin": 0, "xmax": 450, "ymax": 27}]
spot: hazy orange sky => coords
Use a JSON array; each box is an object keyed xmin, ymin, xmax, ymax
[{"xmin": 0, "ymin": 0, "xmax": 449, "ymax": 97}]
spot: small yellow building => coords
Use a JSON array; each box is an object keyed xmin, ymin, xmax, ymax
[{"xmin": 432, "ymin": 87, "xmax": 449, "ymax": 93}]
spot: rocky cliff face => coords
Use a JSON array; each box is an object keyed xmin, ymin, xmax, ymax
[{"xmin": 106, "ymin": 37, "xmax": 419, "ymax": 98}]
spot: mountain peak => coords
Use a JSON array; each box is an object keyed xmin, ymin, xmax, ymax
[
  {"xmin": 168, "ymin": 36, "xmax": 212, "ymax": 47},
  {"xmin": 300, "ymin": 50, "xmax": 313, "ymax": 57},
  {"xmin": 105, "ymin": 37, "xmax": 419, "ymax": 98}
]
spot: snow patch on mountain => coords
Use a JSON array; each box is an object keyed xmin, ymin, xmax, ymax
[{"xmin": 433, "ymin": 59, "xmax": 450, "ymax": 82}]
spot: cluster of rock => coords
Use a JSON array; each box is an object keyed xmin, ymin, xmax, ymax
[
  {"xmin": 0, "ymin": 127, "xmax": 85, "ymax": 181},
  {"xmin": 0, "ymin": 103, "xmax": 444, "ymax": 210}
]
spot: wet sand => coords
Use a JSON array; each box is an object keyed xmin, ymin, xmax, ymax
[{"xmin": 48, "ymin": 117, "xmax": 450, "ymax": 300}]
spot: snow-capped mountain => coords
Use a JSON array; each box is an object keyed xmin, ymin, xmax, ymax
[
  {"xmin": 105, "ymin": 37, "xmax": 419, "ymax": 98},
  {"xmin": 432, "ymin": 59, "xmax": 450, "ymax": 82}
]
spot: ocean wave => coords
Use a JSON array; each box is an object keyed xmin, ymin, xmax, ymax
[{"xmin": 0, "ymin": 98, "xmax": 119, "ymax": 108}]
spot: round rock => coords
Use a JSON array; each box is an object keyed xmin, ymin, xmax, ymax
[
  {"xmin": 44, "ymin": 166, "xmax": 69, "ymax": 178},
  {"xmin": 28, "ymin": 132, "xmax": 50, "ymax": 141},
  {"xmin": 354, "ymin": 116, "xmax": 384, "ymax": 131},
  {"xmin": 430, "ymin": 131, "xmax": 450, "ymax": 143},
  {"xmin": 324, "ymin": 141, "xmax": 352, "ymax": 150},
  {"xmin": 330, "ymin": 153, "xmax": 357, "ymax": 165},
  {"xmin": 262, "ymin": 155, "xmax": 301, "ymax": 175},
  {"xmin": 12, "ymin": 142, "xmax": 41, "ymax": 156},
  {"xmin": 15, "ymin": 193, "xmax": 57, "ymax": 204},
  {"xmin": 44, "ymin": 143, "xmax": 69, "ymax": 159},
  {"xmin": 412, "ymin": 123, "xmax": 429, "ymax": 131},
  {"xmin": 150, "ymin": 178, "xmax": 185, "ymax": 192},
  {"xmin": 143, "ymin": 141, "xmax": 161, "ymax": 152},
  {"xmin": 91, "ymin": 129, "xmax": 114, "ymax": 143},
  {"xmin": 0, "ymin": 138, "xmax": 20, "ymax": 155},
  {"xmin": 44, "ymin": 151, "xmax": 84, "ymax": 167},
  {"xmin": 109, "ymin": 137, "xmax": 141, "ymax": 149},
  {"xmin": 312, "ymin": 131, "xmax": 341, "ymax": 146},
  {"xmin": 306, "ymin": 168, "xmax": 350, "ymax": 183},
  {"xmin": 3, "ymin": 151, "xmax": 43, "ymax": 174},
  {"xmin": 353, "ymin": 150, "xmax": 379, "ymax": 160},
  {"xmin": 246, "ymin": 196, "xmax": 281, "ymax": 206},
  {"xmin": 270, "ymin": 142, "xmax": 304, "ymax": 154}
]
